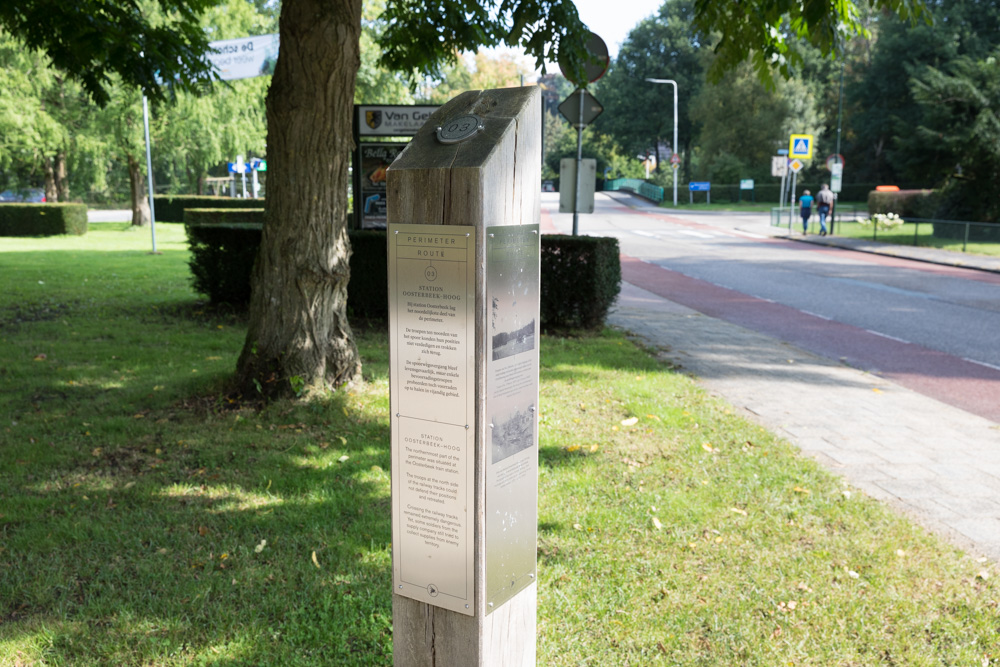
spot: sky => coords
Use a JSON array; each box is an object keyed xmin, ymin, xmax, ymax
[{"xmin": 572, "ymin": 0, "xmax": 664, "ymax": 59}]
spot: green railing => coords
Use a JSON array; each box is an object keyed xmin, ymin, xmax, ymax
[{"xmin": 605, "ymin": 178, "xmax": 664, "ymax": 203}]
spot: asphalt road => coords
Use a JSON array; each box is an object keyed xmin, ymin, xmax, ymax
[{"xmin": 542, "ymin": 192, "xmax": 1000, "ymax": 423}]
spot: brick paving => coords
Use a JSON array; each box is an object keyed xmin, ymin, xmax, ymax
[{"xmin": 609, "ymin": 251, "xmax": 1000, "ymax": 562}]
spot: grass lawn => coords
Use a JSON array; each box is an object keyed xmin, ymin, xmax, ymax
[
  {"xmin": 1, "ymin": 222, "xmax": 998, "ymax": 665},
  {"xmin": 832, "ymin": 220, "xmax": 1000, "ymax": 257}
]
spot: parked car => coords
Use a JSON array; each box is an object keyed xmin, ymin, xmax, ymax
[{"xmin": 0, "ymin": 188, "xmax": 46, "ymax": 202}]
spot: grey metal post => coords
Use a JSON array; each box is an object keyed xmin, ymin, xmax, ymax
[
  {"xmin": 788, "ymin": 170, "xmax": 797, "ymax": 230},
  {"xmin": 573, "ymin": 90, "xmax": 584, "ymax": 236},
  {"xmin": 645, "ymin": 79, "xmax": 678, "ymax": 206},
  {"xmin": 142, "ymin": 95, "xmax": 157, "ymax": 253}
]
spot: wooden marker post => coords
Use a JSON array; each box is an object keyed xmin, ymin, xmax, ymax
[{"xmin": 386, "ymin": 86, "xmax": 541, "ymax": 666}]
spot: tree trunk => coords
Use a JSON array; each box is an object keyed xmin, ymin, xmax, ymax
[
  {"xmin": 128, "ymin": 154, "xmax": 150, "ymax": 227},
  {"xmin": 44, "ymin": 157, "xmax": 57, "ymax": 202},
  {"xmin": 235, "ymin": 0, "xmax": 362, "ymax": 398},
  {"xmin": 55, "ymin": 151, "xmax": 69, "ymax": 202}
]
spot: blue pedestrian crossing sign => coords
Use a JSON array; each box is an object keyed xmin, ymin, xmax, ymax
[{"xmin": 789, "ymin": 134, "xmax": 814, "ymax": 159}]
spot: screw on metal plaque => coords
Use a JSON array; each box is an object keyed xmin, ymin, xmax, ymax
[
  {"xmin": 427, "ymin": 584, "xmax": 439, "ymax": 597},
  {"xmin": 436, "ymin": 115, "xmax": 485, "ymax": 144}
]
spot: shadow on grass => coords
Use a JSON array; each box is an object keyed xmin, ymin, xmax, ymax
[{"xmin": 1, "ymin": 369, "xmax": 395, "ymax": 665}]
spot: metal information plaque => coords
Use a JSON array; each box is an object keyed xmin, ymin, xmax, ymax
[
  {"xmin": 485, "ymin": 224, "xmax": 540, "ymax": 612},
  {"xmin": 389, "ymin": 224, "xmax": 476, "ymax": 616}
]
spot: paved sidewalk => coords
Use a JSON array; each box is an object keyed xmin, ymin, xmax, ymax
[{"xmin": 610, "ymin": 272, "xmax": 1000, "ymax": 563}]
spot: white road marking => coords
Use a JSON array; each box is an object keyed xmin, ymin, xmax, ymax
[
  {"xmin": 865, "ymin": 329, "xmax": 910, "ymax": 344},
  {"xmin": 963, "ymin": 358, "xmax": 1000, "ymax": 372}
]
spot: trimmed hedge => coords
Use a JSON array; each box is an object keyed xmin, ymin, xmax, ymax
[
  {"xmin": 184, "ymin": 215, "xmax": 389, "ymax": 317},
  {"xmin": 184, "ymin": 208, "xmax": 266, "ymax": 225},
  {"xmin": 186, "ymin": 223, "xmax": 621, "ymax": 330},
  {"xmin": 0, "ymin": 203, "xmax": 88, "ymax": 236},
  {"xmin": 185, "ymin": 208, "xmax": 264, "ymax": 305},
  {"xmin": 156, "ymin": 194, "xmax": 262, "ymax": 223},
  {"xmin": 540, "ymin": 235, "xmax": 620, "ymax": 330},
  {"xmin": 867, "ymin": 189, "xmax": 938, "ymax": 217}
]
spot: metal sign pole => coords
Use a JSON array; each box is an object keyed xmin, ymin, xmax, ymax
[
  {"xmin": 788, "ymin": 170, "xmax": 797, "ymax": 230},
  {"xmin": 572, "ymin": 90, "xmax": 584, "ymax": 236},
  {"xmin": 142, "ymin": 95, "xmax": 157, "ymax": 253}
]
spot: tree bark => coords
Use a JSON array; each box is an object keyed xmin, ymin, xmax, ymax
[
  {"xmin": 235, "ymin": 0, "xmax": 362, "ymax": 398},
  {"xmin": 55, "ymin": 151, "xmax": 69, "ymax": 202},
  {"xmin": 127, "ymin": 154, "xmax": 150, "ymax": 227},
  {"xmin": 44, "ymin": 157, "xmax": 57, "ymax": 202}
]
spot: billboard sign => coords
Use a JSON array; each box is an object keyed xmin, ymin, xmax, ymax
[{"xmin": 207, "ymin": 34, "xmax": 279, "ymax": 81}]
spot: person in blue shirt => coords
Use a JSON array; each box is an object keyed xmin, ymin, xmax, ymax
[{"xmin": 799, "ymin": 189, "xmax": 814, "ymax": 234}]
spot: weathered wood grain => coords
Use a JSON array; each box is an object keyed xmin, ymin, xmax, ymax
[{"xmin": 387, "ymin": 86, "xmax": 541, "ymax": 667}]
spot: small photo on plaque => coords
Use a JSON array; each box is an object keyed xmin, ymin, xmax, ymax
[
  {"xmin": 490, "ymin": 405, "xmax": 535, "ymax": 464},
  {"xmin": 491, "ymin": 316, "xmax": 536, "ymax": 362}
]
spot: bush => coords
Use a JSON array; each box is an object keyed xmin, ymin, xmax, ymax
[
  {"xmin": 867, "ymin": 189, "xmax": 938, "ymax": 217},
  {"xmin": 0, "ymin": 203, "xmax": 88, "ymax": 236},
  {"xmin": 184, "ymin": 218, "xmax": 389, "ymax": 317},
  {"xmin": 347, "ymin": 231, "xmax": 389, "ymax": 319},
  {"xmin": 156, "ymin": 195, "xmax": 262, "ymax": 223},
  {"xmin": 185, "ymin": 224, "xmax": 622, "ymax": 331},
  {"xmin": 540, "ymin": 235, "xmax": 620, "ymax": 330},
  {"xmin": 185, "ymin": 209, "xmax": 264, "ymax": 305},
  {"xmin": 184, "ymin": 208, "xmax": 266, "ymax": 226}
]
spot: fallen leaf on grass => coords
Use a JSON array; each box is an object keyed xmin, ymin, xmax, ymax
[
  {"xmin": 33, "ymin": 354, "xmax": 47, "ymax": 361},
  {"xmin": 730, "ymin": 508, "xmax": 748, "ymax": 516},
  {"xmin": 651, "ymin": 517, "xmax": 664, "ymax": 531},
  {"xmin": 793, "ymin": 486, "xmax": 811, "ymax": 494},
  {"xmin": 312, "ymin": 551, "xmax": 321, "ymax": 568},
  {"xmin": 567, "ymin": 445, "xmax": 581, "ymax": 453},
  {"xmin": 621, "ymin": 417, "xmax": 639, "ymax": 427},
  {"xmin": 198, "ymin": 525, "xmax": 209, "ymax": 537},
  {"xmin": 338, "ymin": 455, "xmax": 350, "ymax": 463},
  {"xmin": 701, "ymin": 442, "xmax": 714, "ymax": 452},
  {"xmin": 255, "ymin": 540, "xmax": 267, "ymax": 553},
  {"xmin": 977, "ymin": 570, "xmax": 990, "ymax": 580}
]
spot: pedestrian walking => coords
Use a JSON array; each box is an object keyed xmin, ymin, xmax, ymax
[
  {"xmin": 816, "ymin": 183, "xmax": 834, "ymax": 236},
  {"xmin": 799, "ymin": 189, "xmax": 814, "ymax": 234}
]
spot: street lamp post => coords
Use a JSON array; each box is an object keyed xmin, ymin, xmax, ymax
[{"xmin": 645, "ymin": 78, "xmax": 678, "ymax": 207}]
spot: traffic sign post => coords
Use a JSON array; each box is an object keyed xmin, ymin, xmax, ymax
[
  {"xmin": 831, "ymin": 162, "xmax": 844, "ymax": 194},
  {"xmin": 789, "ymin": 134, "xmax": 813, "ymax": 159},
  {"xmin": 558, "ymin": 76, "xmax": 606, "ymax": 235},
  {"xmin": 787, "ymin": 159, "xmax": 804, "ymax": 230},
  {"xmin": 689, "ymin": 181, "xmax": 710, "ymax": 205}
]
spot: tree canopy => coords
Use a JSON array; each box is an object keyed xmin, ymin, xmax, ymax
[{"xmin": 0, "ymin": 0, "xmax": 218, "ymax": 105}]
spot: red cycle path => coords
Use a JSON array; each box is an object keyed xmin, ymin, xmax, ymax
[{"xmin": 541, "ymin": 204, "xmax": 1000, "ymax": 423}]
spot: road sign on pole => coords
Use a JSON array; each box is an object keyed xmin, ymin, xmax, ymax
[
  {"xmin": 789, "ymin": 158, "xmax": 804, "ymax": 173},
  {"xmin": 789, "ymin": 134, "xmax": 814, "ymax": 159},
  {"xmin": 771, "ymin": 156, "xmax": 788, "ymax": 177},
  {"xmin": 558, "ymin": 89, "xmax": 604, "ymax": 128},
  {"xmin": 831, "ymin": 162, "xmax": 844, "ymax": 193}
]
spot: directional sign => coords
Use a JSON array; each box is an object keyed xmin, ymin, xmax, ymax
[
  {"xmin": 558, "ymin": 89, "xmax": 604, "ymax": 128},
  {"xmin": 689, "ymin": 182, "xmax": 711, "ymax": 192},
  {"xmin": 789, "ymin": 134, "xmax": 814, "ymax": 159},
  {"xmin": 789, "ymin": 158, "xmax": 804, "ymax": 173},
  {"xmin": 771, "ymin": 156, "xmax": 788, "ymax": 177},
  {"xmin": 831, "ymin": 163, "xmax": 844, "ymax": 193}
]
